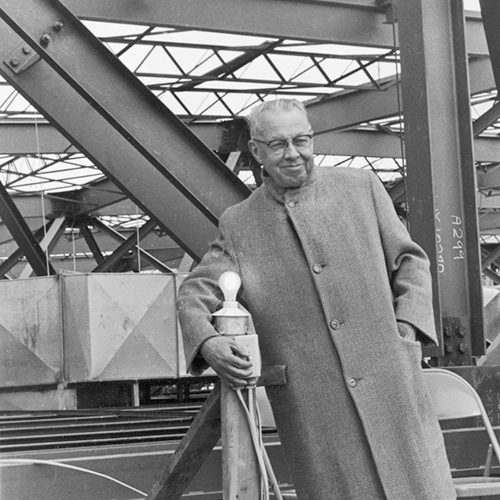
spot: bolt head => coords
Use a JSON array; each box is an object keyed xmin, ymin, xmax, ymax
[
  {"xmin": 40, "ymin": 33, "xmax": 52, "ymax": 47},
  {"xmin": 22, "ymin": 46, "xmax": 32, "ymax": 55},
  {"xmin": 53, "ymin": 20, "xmax": 64, "ymax": 32},
  {"xmin": 9, "ymin": 58, "xmax": 19, "ymax": 67}
]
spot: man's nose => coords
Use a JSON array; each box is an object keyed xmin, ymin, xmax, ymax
[{"xmin": 283, "ymin": 140, "xmax": 300, "ymax": 158}]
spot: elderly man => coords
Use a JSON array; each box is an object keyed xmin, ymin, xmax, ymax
[{"xmin": 177, "ymin": 99, "xmax": 455, "ymax": 499}]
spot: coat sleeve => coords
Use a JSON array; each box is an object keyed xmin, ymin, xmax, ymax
[
  {"xmin": 176, "ymin": 215, "xmax": 241, "ymax": 375},
  {"xmin": 369, "ymin": 172, "xmax": 438, "ymax": 345}
]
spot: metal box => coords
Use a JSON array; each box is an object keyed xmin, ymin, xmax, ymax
[
  {"xmin": 63, "ymin": 273, "xmax": 182, "ymax": 381},
  {"xmin": 0, "ymin": 276, "xmax": 62, "ymax": 388}
]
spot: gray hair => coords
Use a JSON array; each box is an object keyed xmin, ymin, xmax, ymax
[{"xmin": 247, "ymin": 99, "xmax": 310, "ymax": 138}]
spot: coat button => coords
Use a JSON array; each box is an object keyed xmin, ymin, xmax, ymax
[
  {"xmin": 330, "ymin": 319, "xmax": 340, "ymax": 330},
  {"xmin": 287, "ymin": 200, "xmax": 295, "ymax": 208},
  {"xmin": 313, "ymin": 263, "xmax": 322, "ymax": 274},
  {"xmin": 347, "ymin": 377, "xmax": 357, "ymax": 388}
]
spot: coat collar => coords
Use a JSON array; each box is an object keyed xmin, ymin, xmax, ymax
[{"xmin": 262, "ymin": 165, "xmax": 318, "ymax": 204}]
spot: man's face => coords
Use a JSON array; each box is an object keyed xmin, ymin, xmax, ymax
[{"xmin": 248, "ymin": 109, "xmax": 314, "ymax": 189}]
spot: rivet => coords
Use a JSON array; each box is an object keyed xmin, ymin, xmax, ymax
[
  {"xmin": 444, "ymin": 343, "xmax": 453, "ymax": 354},
  {"xmin": 458, "ymin": 343, "xmax": 468, "ymax": 353},
  {"xmin": 40, "ymin": 33, "xmax": 52, "ymax": 47},
  {"xmin": 53, "ymin": 20, "xmax": 64, "ymax": 32},
  {"xmin": 22, "ymin": 46, "xmax": 31, "ymax": 55},
  {"xmin": 9, "ymin": 58, "xmax": 19, "ymax": 67}
]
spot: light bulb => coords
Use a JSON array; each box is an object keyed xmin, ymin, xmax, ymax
[{"xmin": 218, "ymin": 271, "xmax": 241, "ymax": 302}]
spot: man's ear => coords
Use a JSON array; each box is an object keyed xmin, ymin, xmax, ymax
[{"xmin": 248, "ymin": 140, "xmax": 262, "ymax": 164}]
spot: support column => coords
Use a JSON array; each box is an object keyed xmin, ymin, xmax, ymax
[{"xmin": 398, "ymin": 0, "xmax": 484, "ymax": 363}]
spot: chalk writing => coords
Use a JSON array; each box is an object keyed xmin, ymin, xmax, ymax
[
  {"xmin": 435, "ymin": 209, "xmax": 445, "ymax": 274},
  {"xmin": 451, "ymin": 215, "xmax": 465, "ymax": 260}
]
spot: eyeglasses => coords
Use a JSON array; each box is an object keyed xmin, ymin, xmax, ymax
[{"xmin": 252, "ymin": 133, "xmax": 313, "ymax": 155}]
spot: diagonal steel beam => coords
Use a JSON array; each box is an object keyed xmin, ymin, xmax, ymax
[
  {"xmin": 175, "ymin": 40, "xmax": 282, "ymax": 92},
  {"xmin": 18, "ymin": 214, "xmax": 66, "ymax": 278},
  {"xmin": 0, "ymin": 15, "xmax": 245, "ymax": 260},
  {"xmin": 92, "ymin": 218, "xmax": 160, "ymax": 272},
  {"xmin": 309, "ymin": 56, "xmax": 494, "ymax": 134},
  {"xmin": 79, "ymin": 223, "xmax": 104, "ymax": 265},
  {"xmin": 479, "ymin": 0, "xmax": 500, "ymax": 90},
  {"xmin": 0, "ymin": 0, "xmax": 249, "ymax": 223},
  {"xmin": 473, "ymin": 101, "xmax": 500, "ymax": 137},
  {"xmin": 0, "ymin": 223, "xmax": 45, "ymax": 278},
  {"xmin": 482, "ymin": 243, "xmax": 500, "ymax": 270},
  {"xmin": 0, "ymin": 180, "xmax": 55, "ymax": 275},
  {"xmin": 91, "ymin": 218, "xmax": 173, "ymax": 273}
]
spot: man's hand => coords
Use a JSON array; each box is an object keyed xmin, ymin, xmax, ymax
[
  {"xmin": 200, "ymin": 336, "xmax": 254, "ymax": 389},
  {"xmin": 397, "ymin": 321, "xmax": 417, "ymax": 341}
]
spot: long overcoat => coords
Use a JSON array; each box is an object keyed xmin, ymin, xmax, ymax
[{"xmin": 177, "ymin": 167, "xmax": 456, "ymax": 500}]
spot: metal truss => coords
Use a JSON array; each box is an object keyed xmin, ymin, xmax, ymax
[{"xmin": 0, "ymin": 0, "xmax": 497, "ymax": 295}]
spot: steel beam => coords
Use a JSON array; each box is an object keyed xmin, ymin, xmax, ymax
[
  {"xmin": 0, "ymin": 121, "xmax": 76, "ymax": 154},
  {"xmin": 4, "ymin": 122, "xmax": 500, "ymax": 163},
  {"xmin": 60, "ymin": 0, "xmax": 489, "ymax": 55},
  {"xmin": 0, "ymin": 1, "xmax": 249, "ymax": 220},
  {"xmin": 398, "ymin": 0, "xmax": 484, "ymax": 363},
  {"xmin": 479, "ymin": 0, "xmax": 500, "ymax": 90},
  {"xmin": 0, "ymin": 121, "xmax": 222, "ymax": 155},
  {"xmin": 477, "ymin": 167, "xmax": 500, "ymax": 191},
  {"xmin": 0, "ymin": 13, "xmax": 247, "ymax": 260},
  {"xmin": 79, "ymin": 224, "xmax": 104, "ymax": 264},
  {"xmin": 482, "ymin": 243, "xmax": 500, "ymax": 270},
  {"xmin": 308, "ymin": 57, "xmax": 494, "ymax": 135},
  {"xmin": 92, "ymin": 218, "xmax": 174, "ymax": 273},
  {"xmin": 0, "ymin": 180, "xmax": 55, "ymax": 275},
  {"xmin": 0, "ymin": 224, "xmax": 45, "ymax": 278},
  {"xmin": 18, "ymin": 215, "xmax": 66, "ymax": 278},
  {"xmin": 473, "ymin": 101, "xmax": 500, "ymax": 137},
  {"xmin": 92, "ymin": 218, "xmax": 159, "ymax": 272},
  {"xmin": 64, "ymin": 0, "xmax": 393, "ymax": 48}
]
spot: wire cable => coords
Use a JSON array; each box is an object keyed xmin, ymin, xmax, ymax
[
  {"xmin": 255, "ymin": 397, "xmax": 283, "ymax": 500},
  {"xmin": 236, "ymin": 387, "xmax": 284, "ymax": 500},
  {"xmin": 34, "ymin": 114, "xmax": 51, "ymax": 276},
  {"xmin": 236, "ymin": 388, "xmax": 269, "ymax": 499},
  {"xmin": 0, "ymin": 458, "xmax": 147, "ymax": 497}
]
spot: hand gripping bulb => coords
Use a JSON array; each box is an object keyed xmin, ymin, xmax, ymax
[{"xmin": 212, "ymin": 271, "xmax": 261, "ymax": 381}]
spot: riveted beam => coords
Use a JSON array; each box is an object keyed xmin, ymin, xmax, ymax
[
  {"xmin": 0, "ymin": 0, "xmax": 249, "ymax": 220},
  {"xmin": 398, "ymin": 0, "xmax": 484, "ymax": 362},
  {"xmin": 0, "ymin": 10, "xmax": 248, "ymax": 260}
]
